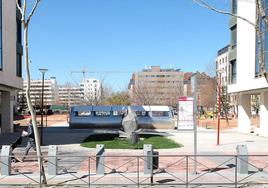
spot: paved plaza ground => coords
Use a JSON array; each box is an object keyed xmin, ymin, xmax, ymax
[{"xmin": 1, "ymin": 121, "xmax": 268, "ymax": 187}]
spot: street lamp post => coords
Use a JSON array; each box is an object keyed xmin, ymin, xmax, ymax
[{"xmin": 39, "ymin": 68, "xmax": 48, "ymax": 146}]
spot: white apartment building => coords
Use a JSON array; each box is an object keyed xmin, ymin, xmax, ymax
[
  {"xmin": 58, "ymin": 85, "xmax": 83, "ymax": 106},
  {"xmin": 20, "ymin": 77, "xmax": 58, "ymax": 107},
  {"xmin": 216, "ymin": 45, "xmax": 238, "ymax": 115},
  {"xmin": 216, "ymin": 45, "xmax": 229, "ymax": 86},
  {"xmin": 80, "ymin": 79, "xmax": 101, "ymax": 105},
  {"xmin": 0, "ymin": 0, "xmax": 23, "ymax": 133},
  {"xmin": 228, "ymin": 0, "xmax": 268, "ymax": 136},
  {"xmin": 19, "ymin": 78, "xmax": 102, "ymax": 109}
]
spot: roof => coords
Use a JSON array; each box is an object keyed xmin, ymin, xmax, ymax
[
  {"xmin": 217, "ymin": 45, "xmax": 230, "ymax": 56},
  {"xmin": 184, "ymin": 72, "xmax": 193, "ymax": 81},
  {"xmin": 131, "ymin": 106, "xmax": 170, "ymax": 111},
  {"xmin": 72, "ymin": 105, "xmax": 171, "ymax": 112}
]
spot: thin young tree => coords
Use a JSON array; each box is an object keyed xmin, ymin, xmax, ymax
[{"xmin": 16, "ymin": 0, "xmax": 46, "ymax": 184}]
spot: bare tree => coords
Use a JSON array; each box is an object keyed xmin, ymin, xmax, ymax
[
  {"xmin": 131, "ymin": 80, "xmax": 157, "ymax": 105},
  {"xmin": 106, "ymin": 91, "xmax": 131, "ymax": 105},
  {"xmin": 130, "ymin": 78, "xmax": 183, "ymax": 107},
  {"xmin": 99, "ymin": 83, "xmax": 113, "ymax": 105},
  {"xmin": 205, "ymin": 60, "xmax": 216, "ymax": 78},
  {"xmin": 193, "ymin": 0, "xmax": 268, "ymax": 80},
  {"xmin": 82, "ymin": 78, "xmax": 107, "ymax": 105},
  {"xmin": 58, "ymin": 82, "xmax": 83, "ymax": 107},
  {"xmin": 16, "ymin": 0, "xmax": 46, "ymax": 184}
]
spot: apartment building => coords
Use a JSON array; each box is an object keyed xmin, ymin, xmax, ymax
[
  {"xmin": 128, "ymin": 66, "xmax": 184, "ymax": 107},
  {"xmin": 183, "ymin": 72, "xmax": 193, "ymax": 97},
  {"xmin": 0, "ymin": 0, "xmax": 23, "ymax": 133},
  {"xmin": 19, "ymin": 78, "xmax": 102, "ymax": 109},
  {"xmin": 216, "ymin": 45, "xmax": 238, "ymax": 115},
  {"xmin": 227, "ymin": 0, "xmax": 268, "ymax": 136},
  {"xmin": 80, "ymin": 79, "xmax": 102, "ymax": 105},
  {"xmin": 185, "ymin": 72, "xmax": 216, "ymax": 111},
  {"xmin": 19, "ymin": 77, "xmax": 58, "ymax": 108},
  {"xmin": 216, "ymin": 45, "xmax": 229, "ymax": 86},
  {"xmin": 58, "ymin": 85, "xmax": 83, "ymax": 106}
]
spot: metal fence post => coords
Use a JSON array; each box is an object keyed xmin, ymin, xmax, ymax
[
  {"xmin": 236, "ymin": 145, "xmax": 248, "ymax": 174},
  {"xmin": 88, "ymin": 156, "xmax": 91, "ymax": 188},
  {"xmin": 137, "ymin": 156, "xmax": 139, "ymax": 188},
  {"xmin": 0, "ymin": 145, "xmax": 11, "ymax": 176},
  {"xmin": 186, "ymin": 156, "xmax": 189, "ymax": 188},
  {"xmin": 235, "ymin": 156, "xmax": 238, "ymax": 188},
  {"xmin": 39, "ymin": 155, "xmax": 42, "ymax": 188},
  {"xmin": 143, "ymin": 144, "xmax": 153, "ymax": 175},
  {"xmin": 48, "ymin": 145, "xmax": 58, "ymax": 175},
  {"xmin": 96, "ymin": 144, "xmax": 105, "ymax": 175}
]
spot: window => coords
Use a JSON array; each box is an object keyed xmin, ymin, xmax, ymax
[
  {"xmin": 230, "ymin": 60, "xmax": 237, "ymax": 84},
  {"xmin": 94, "ymin": 111, "xmax": 111, "ymax": 116},
  {"xmin": 255, "ymin": 1, "xmax": 268, "ymax": 75},
  {"xmin": 16, "ymin": 53, "xmax": 22, "ymax": 77},
  {"xmin": 151, "ymin": 111, "xmax": 169, "ymax": 117},
  {"xmin": 76, "ymin": 111, "xmax": 91, "ymax": 117},
  {"xmin": 135, "ymin": 111, "xmax": 147, "ymax": 116},
  {"xmin": 113, "ymin": 111, "xmax": 125, "ymax": 116},
  {"xmin": 231, "ymin": 26, "xmax": 237, "ymax": 49},
  {"xmin": 16, "ymin": 19, "xmax": 22, "ymax": 44}
]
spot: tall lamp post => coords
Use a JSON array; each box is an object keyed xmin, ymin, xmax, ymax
[{"xmin": 39, "ymin": 68, "xmax": 48, "ymax": 146}]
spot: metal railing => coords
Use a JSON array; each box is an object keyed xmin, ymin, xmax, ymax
[{"xmin": 1, "ymin": 154, "xmax": 268, "ymax": 187}]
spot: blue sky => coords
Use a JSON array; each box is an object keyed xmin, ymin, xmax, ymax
[{"xmin": 26, "ymin": 0, "xmax": 230, "ymax": 91}]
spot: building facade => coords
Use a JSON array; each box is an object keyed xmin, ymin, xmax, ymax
[
  {"xmin": 227, "ymin": 0, "xmax": 268, "ymax": 136},
  {"xmin": 0, "ymin": 0, "xmax": 23, "ymax": 133},
  {"xmin": 186, "ymin": 72, "xmax": 217, "ymax": 111},
  {"xmin": 19, "ymin": 77, "xmax": 58, "ymax": 109},
  {"xmin": 59, "ymin": 79, "xmax": 101, "ymax": 107},
  {"xmin": 216, "ymin": 45, "xmax": 229, "ymax": 86},
  {"xmin": 19, "ymin": 78, "xmax": 102, "ymax": 109},
  {"xmin": 58, "ymin": 85, "xmax": 83, "ymax": 106},
  {"xmin": 183, "ymin": 72, "xmax": 193, "ymax": 97},
  {"xmin": 216, "ymin": 45, "xmax": 238, "ymax": 115},
  {"xmin": 80, "ymin": 78, "xmax": 102, "ymax": 105},
  {"xmin": 128, "ymin": 66, "xmax": 184, "ymax": 107}
]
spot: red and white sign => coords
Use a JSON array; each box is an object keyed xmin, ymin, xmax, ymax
[{"xmin": 177, "ymin": 96, "xmax": 194, "ymax": 130}]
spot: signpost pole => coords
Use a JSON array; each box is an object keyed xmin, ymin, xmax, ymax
[
  {"xmin": 217, "ymin": 74, "xmax": 221, "ymax": 145},
  {"xmin": 177, "ymin": 73, "xmax": 197, "ymax": 174},
  {"xmin": 192, "ymin": 75, "xmax": 197, "ymax": 174}
]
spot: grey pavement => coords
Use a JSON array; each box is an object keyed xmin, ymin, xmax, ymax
[
  {"xmin": 163, "ymin": 127, "xmax": 268, "ymax": 154},
  {"xmin": 1, "ymin": 125, "xmax": 268, "ymax": 187}
]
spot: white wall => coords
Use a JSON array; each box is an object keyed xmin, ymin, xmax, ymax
[
  {"xmin": 0, "ymin": 0, "xmax": 23, "ymax": 89},
  {"xmin": 228, "ymin": 0, "xmax": 268, "ymax": 93},
  {"xmin": 216, "ymin": 51, "xmax": 229, "ymax": 86}
]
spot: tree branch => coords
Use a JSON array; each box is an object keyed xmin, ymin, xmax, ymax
[
  {"xmin": 26, "ymin": 0, "xmax": 41, "ymax": 25},
  {"xmin": 16, "ymin": 0, "xmax": 23, "ymax": 17},
  {"xmin": 23, "ymin": 0, "xmax": 27, "ymax": 19},
  {"xmin": 192, "ymin": 0, "xmax": 256, "ymax": 27}
]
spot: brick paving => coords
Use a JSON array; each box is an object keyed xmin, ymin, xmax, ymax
[{"xmin": 0, "ymin": 127, "xmax": 268, "ymax": 187}]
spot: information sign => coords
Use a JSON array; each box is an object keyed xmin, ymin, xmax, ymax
[{"xmin": 177, "ymin": 96, "xmax": 194, "ymax": 130}]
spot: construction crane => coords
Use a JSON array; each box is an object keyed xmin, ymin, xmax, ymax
[
  {"xmin": 70, "ymin": 67, "xmax": 88, "ymax": 81},
  {"xmin": 71, "ymin": 68, "xmax": 132, "ymax": 78}
]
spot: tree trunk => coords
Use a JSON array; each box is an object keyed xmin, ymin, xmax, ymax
[{"xmin": 23, "ymin": 23, "xmax": 47, "ymax": 184}]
